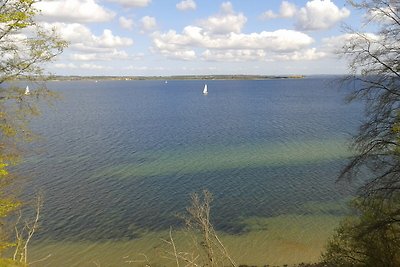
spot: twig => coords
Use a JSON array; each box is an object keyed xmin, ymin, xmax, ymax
[
  {"xmin": 211, "ymin": 230, "xmax": 237, "ymax": 267},
  {"xmin": 125, "ymin": 253, "xmax": 151, "ymax": 266},
  {"xmin": 30, "ymin": 254, "xmax": 52, "ymax": 265},
  {"xmin": 169, "ymin": 227, "xmax": 180, "ymax": 267},
  {"xmin": 12, "ymin": 194, "xmax": 43, "ymax": 264}
]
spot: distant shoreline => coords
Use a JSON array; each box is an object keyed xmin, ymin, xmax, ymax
[{"xmin": 46, "ymin": 74, "xmax": 305, "ymax": 81}]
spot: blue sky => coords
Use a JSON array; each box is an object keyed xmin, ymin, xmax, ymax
[{"xmin": 33, "ymin": 0, "xmax": 366, "ymax": 76}]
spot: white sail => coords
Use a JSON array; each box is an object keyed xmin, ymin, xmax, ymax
[
  {"xmin": 203, "ymin": 84, "xmax": 208, "ymax": 95},
  {"xmin": 24, "ymin": 85, "xmax": 30, "ymax": 95}
]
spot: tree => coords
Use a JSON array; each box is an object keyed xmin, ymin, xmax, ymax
[
  {"xmin": 0, "ymin": 0, "xmax": 67, "ymax": 259},
  {"xmin": 339, "ymin": 0, "xmax": 400, "ymax": 198},
  {"xmin": 322, "ymin": 197, "xmax": 400, "ymax": 266},
  {"xmin": 323, "ymin": 1, "xmax": 400, "ymax": 265},
  {"xmin": 0, "ymin": 0, "xmax": 67, "ymax": 83}
]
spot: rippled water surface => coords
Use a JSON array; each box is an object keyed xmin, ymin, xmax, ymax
[{"xmin": 17, "ymin": 77, "xmax": 362, "ymax": 266}]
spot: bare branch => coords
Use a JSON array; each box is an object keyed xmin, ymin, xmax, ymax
[
  {"xmin": 12, "ymin": 194, "xmax": 43, "ymax": 264},
  {"xmin": 339, "ymin": 0, "xmax": 400, "ymax": 199}
]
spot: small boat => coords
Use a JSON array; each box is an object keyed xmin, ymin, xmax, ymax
[
  {"xmin": 203, "ymin": 84, "xmax": 208, "ymax": 95},
  {"xmin": 165, "ymin": 80, "xmax": 168, "ymax": 84},
  {"xmin": 24, "ymin": 85, "xmax": 30, "ymax": 95}
]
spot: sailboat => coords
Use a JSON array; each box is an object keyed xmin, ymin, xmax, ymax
[
  {"xmin": 203, "ymin": 84, "xmax": 208, "ymax": 95},
  {"xmin": 24, "ymin": 85, "xmax": 30, "ymax": 95}
]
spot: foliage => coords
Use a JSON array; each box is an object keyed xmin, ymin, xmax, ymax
[
  {"xmin": 0, "ymin": 0, "xmax": 67, "ymax": 83},
  {"xmin": 0, "ymin": 0, "xmax": 66, "ymax": 179},
  {"xmin": 0, "ymin": 258, "xmax": 26, "ymax": 267},
  {"xmin": 322, "ymin": 196, "xmax": 400, "ymax": 266},
  {"xmin": 0, "ymin": 0, "xmax": 67, "ymax": 261}
]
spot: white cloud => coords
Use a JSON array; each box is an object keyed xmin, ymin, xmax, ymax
[
  {"xmin": 321, "ymin": 33, "xmax": 380, "ymax": 54},
  {"xmin": 96, "ymin": 29, "xmax": 133, "ymax": 48},
  {"xmin": 365, "ymin": 6, "xmax": 396, "ymax": 23},
  {"xmin": 53, "ymin": 63, "xmax": 108, "ymax": 70},
  {"xmin": 70, "ymin": 54, "xmax": 99, "ymax": 61},
  {"xmin": 155, "ymin": 49, "xmax": 197, "ymax": 61},
  {"xmin": 150, "ymin": 1, "xmax": 321, "ymax": 62},
  {"xmin": 280, "ymin": 1, "xmax": 297, "ymax": 18},
  {"xmin": 106, "ymin": 0, "xmax": 151, "ymax": 8},
  {"xmin": 153, "ymin": 28, "xmax": 313, "ymax": 51},
  {"xmin": 274, "ymin": 48, "xmax": 326, "ymax": 61},
  {"xmin": 176, "ymin": 0, "xmax": 196, "ymax": 11},
  {"xmin": 41, "ymin": 22, "xmax": 133, "ymax": 67},
  {"xmin": 200, "ymin": 13, "xmax": 247, "ymax": 34},
  {"xmin": 80, "ymin": 63, "xmax": 108, "ymax": 70},
  {"xmin": 202, "ymin": 49, "xmax": 269, "ymax": 62},
  {"xmin": 221, "ymin": 2, "xmax": 234, "ymax": 14},
  {"xmin": 151, "ymin": 27, "xmax": 315, "ymax": 61},
  {"xmin": 41, "ymin": 23, "xmax": 133, "ymax": 51},
  {"xmin": 41, "ymin": 23, "xmax": 92, "ymax": 43},
  {"xmin": 54, "ymin": 63, "xmax": 77, "ymax": 69},
  {"xmin": 35, "ymin": 0, "xmax": 115, "ymax": 23},
  {"xmin": 140, "ymin": 16, "xmax": 157, "ymax": 32},
  {"xmin": 320, "ymin": 34, "xmax": 353, "ymax": 52},
  {"xmin": 119, "ymin": 16, "xmax": 134, "ymax": 30},
  {"xmin": 260, "ymin": 0, "xmax": 349, "ymax": 31},
  {"xmin": 261, "ymin": 1, "xmax": 297, "ymax": 20},
  {"xmin": 296, "ymin": 0, "xmax": 350, "ymax": 31},
  {"xmin": 260, "ymin": 10, "xmax": 278, "ymax": 20},
  {"xmin": 70, "ymin": 49, "xmax": 129, "ymax": 61},
  {"xmin": 199, "ymin": 2, "xmax": 247, "ymax": 34},
  {"xmin": 124, "ymin": 65, "xmax": 165, "ymax": 71},
  {"xmin": 200, "ymin": 47, "xmax": 326, "ymax": 62}
]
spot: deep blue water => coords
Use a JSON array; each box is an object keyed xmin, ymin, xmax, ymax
[{"xmin": 16, "ymin": 77, "xmax": 362, "ymax": 241}]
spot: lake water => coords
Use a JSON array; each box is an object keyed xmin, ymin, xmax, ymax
[{"xmin": 16, "ymin": 77, "xmax": 362, "ymax": 266}]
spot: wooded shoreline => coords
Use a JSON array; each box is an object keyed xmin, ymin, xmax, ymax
[{"xmin": 45, "ymin": 74, "xmax": 305, "ymax": 81}]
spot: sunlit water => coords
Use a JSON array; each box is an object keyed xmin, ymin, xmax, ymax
[{"xmin": 14, "ymin": 77, "xmax": 362, "ymax": 266}]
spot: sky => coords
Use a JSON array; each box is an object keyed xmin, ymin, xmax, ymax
[{"xmin": 32, "ymin": 0, "xmax": 367, "ymax": 76}]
